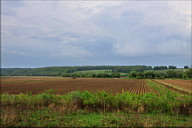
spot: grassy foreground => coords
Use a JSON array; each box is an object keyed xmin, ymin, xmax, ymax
[{"xmin": 1, "ymin": 89, "xmax": 192, "ymax": 127}]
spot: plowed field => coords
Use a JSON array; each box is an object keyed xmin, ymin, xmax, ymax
[
  {"xmin": 1, "ymin": 77, "xmax": 155, "ymax": 94},
  {"xmin": 158, "ymin": 79, "xmax": 192, "ymax": 91}
]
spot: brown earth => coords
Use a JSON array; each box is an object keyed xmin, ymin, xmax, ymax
[
  {"xmin": 1, "ymin": 76, "xmax": 65, "ymax": 82},
  {"xmin": 1, "ymin": 77, "xmax": 155, "ymax": 94},
  {"xmin": 158, "ymin": 79, "xmax": 192, "ymax": 91}
]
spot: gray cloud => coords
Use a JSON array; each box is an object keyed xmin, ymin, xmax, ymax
[{"xmin": 1, "ymin": 1, "xmax": 191, "ymax": 67}]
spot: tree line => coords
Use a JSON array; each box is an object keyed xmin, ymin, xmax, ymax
[
  {"xmin": 1, "ymin": 65, "xmax": 191, "ymax": 79},
  {"xmin": 62, "ymin": 69, "xmax": 192, "ymax": 79},
  {"xmin": 1, "ymin": 65, "xmax": 151, "ymax": 76},
  {"xmin": 128, "ymin": 69, "xmax": 192, "ymax": 79},
  {"xmin": 63, "ymin": 72, "xmax": 121, "ymax": 78}
]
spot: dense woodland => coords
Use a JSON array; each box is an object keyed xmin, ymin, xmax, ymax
[{"xmin": 1, "ymin": 65, "xmax": 191, "ymax": 79}]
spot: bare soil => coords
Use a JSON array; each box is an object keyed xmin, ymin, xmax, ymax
[
  {"xmin": 159, "ymin": 79, "xmax": 192, "ymax": 91},
  {"xmin": 1, "ymin": 77, "xmax": 154, "ymax": 94}
]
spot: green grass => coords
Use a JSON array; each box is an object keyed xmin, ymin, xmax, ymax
[
  {"xmin": 1, "ymin": 89, "xmax": 192, "ymax": 127},
  {"xmin": 1, "ymin": 108, "xmax": 191, "ymax": 127}
]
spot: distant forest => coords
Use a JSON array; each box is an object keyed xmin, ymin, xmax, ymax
[
  {"xmin": 1, "ymin": 65, "xmax": 151, "ymax": 76},
  {"xmin": 1, "ymin": 65, "xmax": 191, "ymax": 79}
]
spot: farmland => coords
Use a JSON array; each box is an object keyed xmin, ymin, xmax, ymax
[
  {"xmin": 1, "ymin": 76, "xmax": 192, "ymax": 127},
  {"xmin": 1, "ymin": 76, "xmax": 191, "ymax": 95},
  {"xmin": 1, "ymin": 76, "xmax": 156, "ymax": 95},
  {"xmin": 158, "ymin": 79, "xmax": 192, "ymax": 90}
]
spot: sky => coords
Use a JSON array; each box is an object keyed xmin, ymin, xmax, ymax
[{"xmin": 1, "ymin": 0, "xmax": 191, "ymax": 68}]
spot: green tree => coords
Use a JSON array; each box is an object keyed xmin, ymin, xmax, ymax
[
  {"xmin": 184, "ymin": 65, "xmax": 189, "ymax": 69},
  {"xmin": 166, "ymin": 70, "xmax": 177, "ymax": 78},
  {"xmin": 144, "ymin": 72, "xmax": 155, "ymax": 79},
  {"xmin": 168, "ymin": 66, "xmax": 177, "ymax": 69},
  {"xmin": 182, "ymin": 69, "xmax": 192, "ymax": 79},
  {"xmin": 129, "ymin": 71, "xmax": 137, "ymax": 78},
  {"xmin": 136, "ymin": 72, "xmax": 144, "ymax": 79}
]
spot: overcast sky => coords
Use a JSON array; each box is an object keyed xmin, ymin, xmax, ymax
[{"xmin": 1, "ymin": 0, "xmax": 191, "ymax": 68}]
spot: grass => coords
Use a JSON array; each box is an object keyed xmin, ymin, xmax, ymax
[
  {"xmin": 1, "ymin": 88, "xmax": 192, "ymax": 127},
  {"xmin": 1, "ymin": 109, "xmax": 191, "ymax": 127}
]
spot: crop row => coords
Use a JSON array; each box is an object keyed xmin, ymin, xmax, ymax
[
  {"xmin": 1, "ymin": 77, "xmax": 188, "ymax": 95},
  {"xmin": 85, "ymin": 80, "xmax": 184, "ymax": 95},
  {"xmin": 123, "ymin": 79, "xmax": 188, "ymax": 96},
  {"xmin": 152, "ymin": 80, "xmax": 191, "ymax": 95},
  {"xmin": 95, "ymin": 80, "xmax": 163, "ymax": 95}
]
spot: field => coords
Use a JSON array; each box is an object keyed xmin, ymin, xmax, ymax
[
  {"xmin": 1, "ymin": 77, "xmax": 158, "ymax": 95},
  {"xmin": 1, "ymin": 76, "xmax": 192, "ymax": 127},
  {"xmin": 1, "ymin": 76, "xmax": 191, "ymax": 95},
  {"xmin": 158, "ymin": 79, "xmax": 192, "ymax": 90}
]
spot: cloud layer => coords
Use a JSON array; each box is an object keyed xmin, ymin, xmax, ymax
[{"xmin": 2, "ymin": 1, "xmax": 191, "ymax": 67}]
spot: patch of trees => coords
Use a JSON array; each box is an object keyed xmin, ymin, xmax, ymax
[
  {"xmin": 62, "ymin": 73, "xmax": 121, "ymax": 78},
  {"xmin": 168, "ymin": 66, "xmax": 177, "ymax": 69},
  {"xmin": 129, "ymin": 69, "xmax": 192, "ymax": 79},
  {"xmin": 153, "ymin": 65, "xmax": 177, "ymax": 70},
  {"xmin": 184, "ymin": 65, "xmax": 189, "ymax": 69},
  {"xmin": 153, "ymin": 66, "xmax": 168, "ymax": 70},
  {"xmin": 111, "ymin": 65, "xmax": 152, "ymax": 73}
]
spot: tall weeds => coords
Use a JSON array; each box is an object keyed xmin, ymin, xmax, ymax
[{"xmin": 1, "ymin": 90, "xmax": 192, "ymax": 115}]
